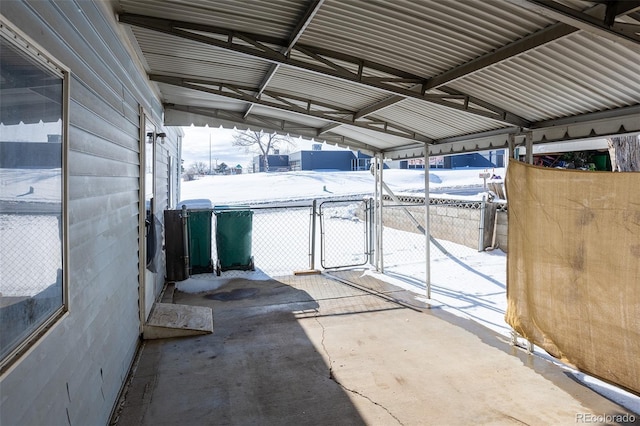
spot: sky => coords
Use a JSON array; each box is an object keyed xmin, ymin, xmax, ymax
[
  {"xmin": 181, "ymin": 126, "xmax": 350, "ymax": 171},
  {"xmin": 176, "ymin": 168, "xmax": 640, "ymax": 414}
]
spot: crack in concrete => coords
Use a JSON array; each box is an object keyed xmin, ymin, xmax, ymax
[{"xmin": 313, "ymin": 311, "xmax": 404, "ymax": 426}]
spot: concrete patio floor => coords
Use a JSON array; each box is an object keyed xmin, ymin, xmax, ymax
[{"xmin": 111, "ymin": 272, "xmax": 637, "ymax": 425}]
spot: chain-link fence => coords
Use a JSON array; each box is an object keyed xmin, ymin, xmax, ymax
[
  {"xmin": 319, "ymin": 199, "xmax": 371, "ymax": 269},
  {"xmin": 0, "ymin": 213, "xmax": 63, "ymax": 297},
  {"xmin": 209, "ymin": 204, "xmax": 313, "ymax": 278},
  {"xmin": 177, "ymin": 195, "xmax": 501, "ymax": 281},
  {"xmin": 0, "ymin": 211, "xmax": 64, "ymax": 360}
]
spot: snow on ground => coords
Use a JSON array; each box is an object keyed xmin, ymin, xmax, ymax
[
  {"xmin": 179, "ymin": 167, "xmax": 498, "ymax": 205},
  {"xmin": 177, "ymin": 167, "xmax": 640, "ymax": 414},
  {"xmin": 0, "ymin": 168, "xmax": 61, "ymax": 202}
]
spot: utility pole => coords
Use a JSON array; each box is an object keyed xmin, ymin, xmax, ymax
[{"xmin": 209, "ymin": 133, "xmax": 212, "ymax": 174}]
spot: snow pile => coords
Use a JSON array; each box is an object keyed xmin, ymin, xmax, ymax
[{"xmin": 176, "ymin": 270, "xmax": 271, "ymax": 293}]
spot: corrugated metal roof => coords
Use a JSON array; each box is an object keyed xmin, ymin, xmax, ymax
[
  {"xmin": 130, "ymin": 27, "xmax": 271, "ymax": 84},
  {"xmin": 116, "ymin": 0, "xmax": 640, "ymax": 157},
  {"xmin": 155, "ymin": 83, "xmax": 248, "ymax": 111},
  {"xmin": 376, "ymin": 98, "xmax": 510, "ymax": 140},
  {"xmin": 451, "ymin": 32, "xmax": 640, "ymax": 122},
  {"xmin": 118, "ymin": 0, "xmax": 303, "ymax": 39},
  {"xmin": 267, "ymin": 66, "xmax": 392, "ymax": 110},
  {"xmin": 300, "ymin": 0, "xmax": 555, "ymax": 78}
]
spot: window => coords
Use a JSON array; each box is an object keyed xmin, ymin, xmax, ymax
[{"xmin": 0, "ymin": 26, "xmax": 67, "ymax": 370}]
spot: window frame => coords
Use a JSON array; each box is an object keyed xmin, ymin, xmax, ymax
[{"xmin": 0, "ymin": 20, "xmax": 70, "ymax": 374}]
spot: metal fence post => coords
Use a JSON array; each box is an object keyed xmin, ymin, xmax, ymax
[
  {"xmin": 310, "ymin": 199, "xmax": 317, "ymax": 270},
  {"xmin": 478, "ymin": 195, "xmax": 486, "ymax": 252},
  {"xmin": 181, "ymin": 204, "xmax": 190, "ymax": 278}
]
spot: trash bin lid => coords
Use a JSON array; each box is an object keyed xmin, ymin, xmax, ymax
[
  {"xmin": 213, "ymin": 204, "xmax": 250, "ymax": 210},
  {"xmin": 178, "ymin": 199, "xmax": 213, "ymax": 209}
]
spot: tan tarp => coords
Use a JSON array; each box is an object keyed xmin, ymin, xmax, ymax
[{"xmin": 505, "ymin": 159, "xmax": 640, "ymax": 395}]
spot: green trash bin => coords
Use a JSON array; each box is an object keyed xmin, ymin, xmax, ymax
[
  {"xmin": 214, "ymin": 206, "xmax": 254, "ymax": 275},
  {"xmin": 179, "ymin": 199, "xmax": 213, "ymax": 274}
]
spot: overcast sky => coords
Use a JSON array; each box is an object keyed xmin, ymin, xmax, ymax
[
  {"xmin": 180, "ymin": 126, "xmax": 349, "ymax": 170},
  {"xmin": 181, "ymin": 126, "xmax": 246, "ymax": 170}
]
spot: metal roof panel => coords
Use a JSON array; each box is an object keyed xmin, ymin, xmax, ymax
[
  {"xmin": 299, "ymin": 0, "xmax": 555, "ymax": 78},
  {"xmin": 450, "ymin": 31, "xmax": 640, "ymax": 122},
  {"xmin": 119, "ymin": 0, "xmax": 305, "ymax": 39}
]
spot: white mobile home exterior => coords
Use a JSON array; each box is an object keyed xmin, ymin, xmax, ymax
[{"xmin": 0, "ymin": 2, "xmax": 180, "ymax": 424}]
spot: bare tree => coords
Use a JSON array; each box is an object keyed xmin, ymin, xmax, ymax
[
  {"xmin": 232, "ymin": 130, "xmax": 293, "ymax": 172},
  {"xmin": 188, "ymin": 161, "xmax": 209, "ymax": 175},
  {"xmin": 608, "ymin": 135, "xmax": 640, "ymax": 171}
]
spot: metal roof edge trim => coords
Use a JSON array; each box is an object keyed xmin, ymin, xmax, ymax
[
  {"xmin": 385, "ymin": 107, "xmax": 640, "ymax": 159},
  {"xmin": 532, "ymin": 105, "xmax": 640, "ymax": 129},
  {"xmin": 164, "ymin": 107, "xmax": 378, "ymax": 155}
]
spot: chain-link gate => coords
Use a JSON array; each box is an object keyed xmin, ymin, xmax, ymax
[{"xmin": 319, "ymin": 199, "xmax": 371, "ymax": 269}]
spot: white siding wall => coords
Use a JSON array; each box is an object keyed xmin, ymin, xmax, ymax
[{"xmin": 0, "ymin": 2, "xmax": 179, "ymax": 425}]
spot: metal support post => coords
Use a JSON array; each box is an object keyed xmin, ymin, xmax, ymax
[
  {"xmin": 525, "ymin": 131, "xmax": 534, "ymax": 165},
  {"xmin": 372, "ymin": 158, "xmax": 380, "ymax": 270},
  {"xmin": 507, "ymin": 133, "xmax": 515, "ymax": 160},
  {"xmin": 376, "ymin": 154, "xmax": 384, "ymax": 273},
  {"xmin": 424, "ymin": 144, "xmax": 431, "ymax": 299},
  {"xmin": 368, "ymin": 197, "xmax": 374, "ymax": 262}
]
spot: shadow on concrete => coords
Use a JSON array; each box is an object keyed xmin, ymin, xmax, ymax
[{"xmin": 112, "ymin": 277, "xmax": 367, "ymax": 426}]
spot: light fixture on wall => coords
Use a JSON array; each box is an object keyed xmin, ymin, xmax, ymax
[{"xmin": 146, "ymin": 132, "xmax": 167, "ymax": 144}]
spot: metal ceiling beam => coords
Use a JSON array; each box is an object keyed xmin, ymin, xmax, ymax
[
  {"xmin": 150, "ymin": 73, "xmax": 434, "ymax": 142},
  {"xmin": 318, "ymin": 122, "xmax": 341, "ymax": 135},
  {"xmin": 353, "ymin": 95, "xmax": 408, "ymax": 120},
  {"xmin": 284, "ymin": 0, "xmax": 325, "ymax": 53},
  {"xmin": 244, "ymin": 0, "xmax": 325, "ymax": 119},
  {"xmin": 425, "ymin": 23, "xmax": 578, "ymax": 89},
  {"xmin": 164, "ymin": 104, "xmax": 379, "ymax": 154},
  {"xmin": 505, "ymin": 0, "xmax": 640, "ymax": 45},
  {"xmin": 118, "ymin": 13, "xmax": 530, "ymax": 128}
]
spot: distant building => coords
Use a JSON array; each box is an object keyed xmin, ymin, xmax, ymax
[
  {"xmin": 252, "ymin": 154, "xmax": 290, "ymax": 172},
  {"xmin": 444, "ymin": 151, "xmax": 505, "ymax": 168},
  {"xmin": 290, "ymin": 150, "xmax": 355, "ymax": 171},
  {"xmin": 393, "ymin": 150, "xmax": 505, "ymax": 169},
  {"xmin": 352, "ymin": 151, "xmax": 372, "ymax": 171},
  {"xmin": 252, "ymin": 148, "xmax": 372, "ymax": 172}
]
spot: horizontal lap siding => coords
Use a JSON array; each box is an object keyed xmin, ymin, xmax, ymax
[{"xmin": 0, "ymin": 2, "xmax": 168, "ymax": 426}]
